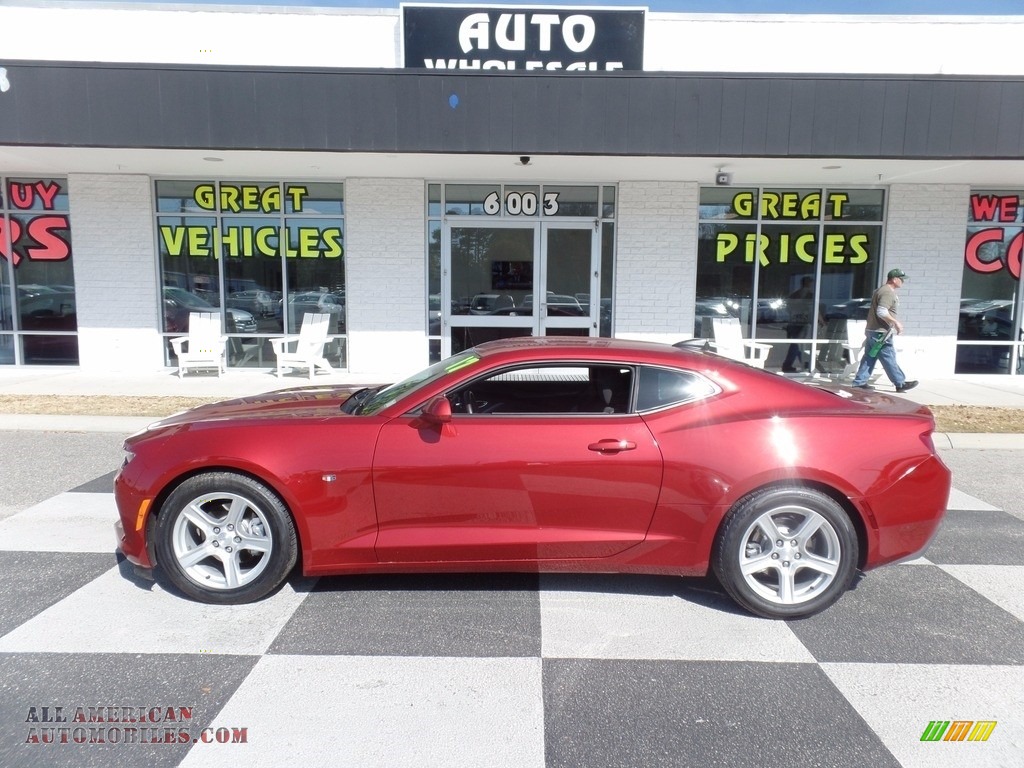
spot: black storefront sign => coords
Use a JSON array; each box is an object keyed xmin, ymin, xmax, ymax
[{"xmin": 402, "ymin": 5, "xmax": 645, "ymax": 72}]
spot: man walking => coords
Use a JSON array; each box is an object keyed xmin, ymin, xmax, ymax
[{"xmin": 852, "ymin": 268, "xmax": 918, "ymax": 392}]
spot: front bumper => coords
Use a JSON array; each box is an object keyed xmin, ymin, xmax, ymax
[
  {"xmin": 113, "ymin": 468, "xmax": 155, "ymax": 570},
  {"xmin": 114, "ymin": 516, "xmax": 156, "ymax": 580}
]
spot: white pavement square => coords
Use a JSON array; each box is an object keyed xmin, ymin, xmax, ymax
[
  {"xmin": 177, "ymin": 655, "xmax": 546, "ymax": 768},
  {"xmin": 822, "ymin": 663, "xmax": 1024, "ymax": 768},
  {"xmin": 0, "ymin": 492, "xmax": 118, "ymax": 552},
  {"xmin": 0, "ymin": 565, "xmax": 312, "ymax": 656}
]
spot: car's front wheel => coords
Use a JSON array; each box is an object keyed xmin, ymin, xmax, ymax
[
  {"xmin": 154, "ymin": 472, "xmax": 297, "ymax": 604},
  {"xmin": 712, "ymin": 486, "xmax": 858, "ymax": 619}
]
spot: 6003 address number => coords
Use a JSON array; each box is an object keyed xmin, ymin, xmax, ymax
[{"xmin": 484, "ymin": 191, "xmax": 559, "ymax": 216}]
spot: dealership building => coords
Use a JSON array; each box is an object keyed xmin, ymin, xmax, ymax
[{"xmin": 2, "ymin": 1, "xmax": 1024, "ymax": 380}]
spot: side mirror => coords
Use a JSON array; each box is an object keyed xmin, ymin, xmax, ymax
[{"xmin": 421, "ymin": 396, "xmax": 452, "ymax": 425}]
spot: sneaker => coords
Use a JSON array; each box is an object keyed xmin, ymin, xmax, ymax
[
  {"xmin": 853, "ymin": 383, "xmax": 873, "ymax": 390},
  {"xmin": 896, "ymin": 380, "xmax": 919, "ymax": 393}
]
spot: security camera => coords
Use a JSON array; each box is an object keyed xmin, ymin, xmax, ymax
[{"xmin": 519, "ymin": 156, "xmax": 531, "ymax": 166}]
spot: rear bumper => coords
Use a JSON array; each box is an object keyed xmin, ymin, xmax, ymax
[{"xmin": 862, "ymin": 454, "xmax": 952, "ymax": 568}]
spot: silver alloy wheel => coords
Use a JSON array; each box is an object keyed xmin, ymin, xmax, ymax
[
  {"xmin": 737, "ymin": 504, "xmax": 842, "ymax": 605},
  {"xmin": 171, "ymin": 492, "xmax": 274, "ymax": 591}
]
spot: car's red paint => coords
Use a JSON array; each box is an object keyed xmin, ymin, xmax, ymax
[
  {"xmin": 372, "ymin": 413, "xmax": 663, "ymax": 562},
  {"xmin": 114, "ymin": 337, "xmax": 951, "ymax": 609}
]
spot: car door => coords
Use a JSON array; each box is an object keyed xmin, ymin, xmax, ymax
[{"xmin": 371, "ymin": 364, "xmax": 663, "ymax": 563}]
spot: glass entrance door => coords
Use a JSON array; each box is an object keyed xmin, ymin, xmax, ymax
[
  {"xmin": 444, "ymin": 221, "xmax": 597, "ymax": 356},
  {"xmin": 539, "ymin": 223, "xmax": 596, "ymax": 337}
]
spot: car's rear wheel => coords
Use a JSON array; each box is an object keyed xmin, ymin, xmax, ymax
[
  {"xmin": 154, "ymin": 472, "xmax": 297, "ymax": 604},
  {"xmin": 712, "ymin": 486, "xmax": 858, "ymax": 619}
]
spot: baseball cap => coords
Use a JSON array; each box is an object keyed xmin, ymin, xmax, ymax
[{"xmin": 887, "ymin": 268, "xmax": 907, "ymax": 280}]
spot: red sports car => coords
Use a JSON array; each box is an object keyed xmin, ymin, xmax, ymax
[{"xmin": 114, "ymin": 338, "xmax": 951, "ymax": 619}]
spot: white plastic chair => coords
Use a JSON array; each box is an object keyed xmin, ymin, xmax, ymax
[
  {"xmin": 271, "ymin": 312, "xmax": 333, "ymax": 379},
  {"xmin": 170, "ymin": 312, "xmax": 227, "ymax": 378},
  {"xmin": 711, "ymin": 317, "xmax": 771, "ymax": 368}
]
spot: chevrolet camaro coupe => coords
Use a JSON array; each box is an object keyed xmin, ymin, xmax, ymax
[{"xmin": 114, "ymin": 338, "xmax": 951, "ymax": 619}]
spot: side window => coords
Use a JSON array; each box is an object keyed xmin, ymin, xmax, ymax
[
  {"xmin": 637, "ymin": 367, "xmax": 717, "ymax": 411},
  {"xmin": 449, "ymin": 364, "xmax": 633, "ymax": 415}
]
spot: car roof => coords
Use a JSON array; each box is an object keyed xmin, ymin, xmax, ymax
[{"xmin": 472, "ymin": 336, "xmax": 691, "ymax": 364}]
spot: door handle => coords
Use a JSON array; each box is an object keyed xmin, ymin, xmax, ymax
[{"xmin": 588, "ymin": 439, "xmax": 637, "ymax": 454}]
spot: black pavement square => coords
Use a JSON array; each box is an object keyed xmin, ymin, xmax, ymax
[
  {"xmin": 0, "ymin": 652, "xmax": 258, "ymax": 768},
  {"xmin": 788, "ymin": 565, "xmax": 1024, "ymax": 665},
  {"xmin": 543, "ymin": 658, "xmax": 900, "ymax": 768},
  {"xmin": 268, "ymin": 572, "xmax": 542, "ymax": 657},
  {"xmin": 69, "ymin": 472, "xmax": 117, "ymax": 495},
  {"xmin": 923, "ymin": 509, "xmax": 1024, "ymax": 565}
]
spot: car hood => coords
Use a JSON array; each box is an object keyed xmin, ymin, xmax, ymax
[{"xmin": 145, "ymin": 386, "xmax": 364, "ymax": 430}]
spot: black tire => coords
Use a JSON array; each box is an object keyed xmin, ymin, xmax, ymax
[
  {"xmin": 154, "ymin": 472, "xmax": 297, "ymax": 604},
  {"xmin": 711, "ymin": 486, "xmax": 858, "ymax": 619}
]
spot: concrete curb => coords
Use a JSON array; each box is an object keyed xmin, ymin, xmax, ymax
[
  {"xmin": 0, "ymin": 414, "xmax": 154, "ymax": 433},
  {"xmin": 932, "ymin": 432, "xmax": 1024, "ymax": 450}
]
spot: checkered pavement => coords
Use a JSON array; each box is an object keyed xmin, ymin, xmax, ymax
[{"xmin": 0, "ymin": 472, "xmax": 1021, "ymax": 768}]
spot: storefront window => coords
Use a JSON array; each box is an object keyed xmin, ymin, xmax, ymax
[
  {"xmin": 696, "ymin": 187, "xmax": 885, "ymax": 375},
  {"xmin": 155, "ymin": 180, "xmax": 345, "ymax": 370},
  {"xmin": 957, "ymin": 190, "xmax": 1024, "ymax": 374},
  {"xmin": 0, "ymin": 177, "xmax": 77, "ymax": 365}
]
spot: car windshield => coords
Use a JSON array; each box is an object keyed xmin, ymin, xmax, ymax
[{"xmin": 357, "ymin": 351, "xmax": 482, "ymax": 415}]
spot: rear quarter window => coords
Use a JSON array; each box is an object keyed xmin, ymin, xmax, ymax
[{"xmin": 637, "ymin": 366, "xmax": 717, "ymax": 411}]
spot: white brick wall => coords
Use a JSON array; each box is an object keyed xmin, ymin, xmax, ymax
[
  {"xmin": 614, "ymin": 181, "xmax": 698, "ymax": 344},
  {"xmin": 882, "ymin": 184, "xmax": 968, "ymax": 378},
  {"xmin": 67, "ymin": 174, "xmax": 163, "ymax": 371},
  {"xmin": 345, "ymin": 178, "xmax": 428, "ymax": 377}
]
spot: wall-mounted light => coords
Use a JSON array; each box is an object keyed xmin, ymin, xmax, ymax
[
  {"xmin": 0, "ymin": 68, "xmax": 10, "ymax": 93},
  {"xmin": 715, "ymin": 168, "xmax": 732, "ymax": 186},
  {"xmin": 518, "ymin": 156, "xmax": 532, "ymax": 166}
]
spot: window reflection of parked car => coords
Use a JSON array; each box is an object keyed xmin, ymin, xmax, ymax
[
  {"xmin": 19, "ymin": 290, "xmax": 76, "ymax": 329},
  {"xmin": 163, "ymin": 287, "xmax": 257, "ymax": 334},
  {"xmin": 522, "ymin": 293, "xmax": 586, "ymax": 315},
  {"xmin": 826, "ymin": 298, "xmax": 872, "ymax": 321},
  {"xmin": 694, "ymin": 297, "xmax": 733, "ymax": 335},
  {"xmin": 756, "ymin": 298, "xmax": 789, "ymax": 324},
  {"xmin": 17, "ymin": 283, "xmax": 60, "ymax": 299},
  {"xmin": 227, "ymin": 290, "xmax": 276, "ymax": 318},
  {"xmin": 469, "ymin": 294, "xmax": 514, "ymax": 315},
  {"xmin": 959, "ymin": 298, "xmax": 1014, "ymax": 340},
  {"xmin": 18, "ymin": 290, "xmax": 78, "ymax": 362},
  {"xmin": 287, "ymin": 291, "xmax": 345, "ymax": 332}
]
